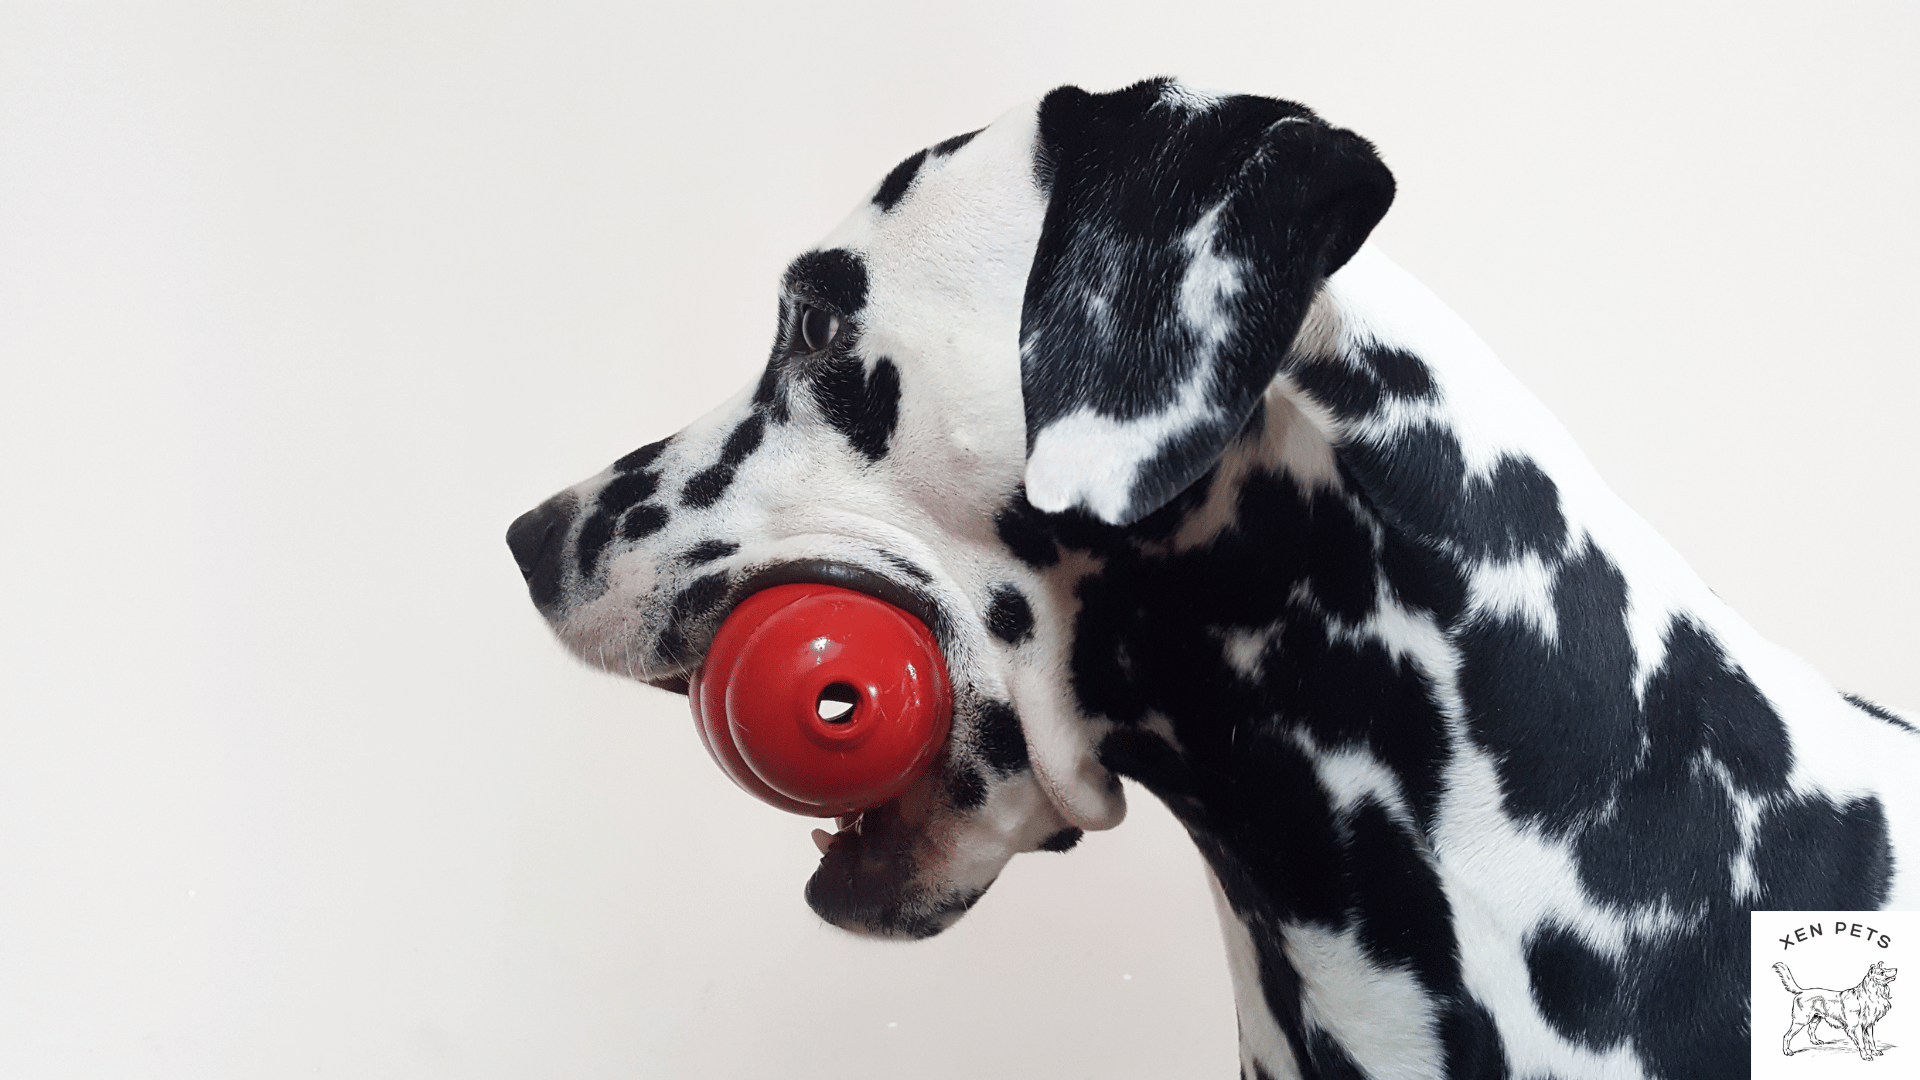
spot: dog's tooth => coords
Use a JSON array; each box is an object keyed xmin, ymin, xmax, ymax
[
  {"xmin": 836, "ymin": 814, "xmax": 857, "ymax": 831},
  {"xmin": 811, "ymin": 828, "xmax": 834, "ymax": 855}
]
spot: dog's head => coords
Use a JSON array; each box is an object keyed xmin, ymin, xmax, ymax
[
  {"xmin": 1869, "ymin": 961, "xmax": 1897, "ymax": 986},
  {"xmin": 506, "ymin": 79, "xmax": 1392, "ymax": 938}
]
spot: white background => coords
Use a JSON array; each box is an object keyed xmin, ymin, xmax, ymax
[{"xmin": 2, "ymin": 2, "xmax": 1916, "ymax": 1077}]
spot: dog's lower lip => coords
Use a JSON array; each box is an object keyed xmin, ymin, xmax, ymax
[
  {"xmin": 645, "ymin": 674, "xmax": 691, "ymax": 695},
  {"xmin": 810, "ymin": 810, "xmax": 866, "ymax": 856}
]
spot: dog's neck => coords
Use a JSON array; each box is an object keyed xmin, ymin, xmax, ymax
[
  {"xmin": 1035, "ymin": 249, "xmax": 1897, "ymax": 1078},
  {"xmin": 1076, "ymin": 374, "xmax": 1489, "ymax": 1078}
]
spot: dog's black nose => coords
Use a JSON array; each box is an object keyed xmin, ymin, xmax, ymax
[{"xmin": 506, "ymin": 494, "xmax": 574, "ymax": 609}]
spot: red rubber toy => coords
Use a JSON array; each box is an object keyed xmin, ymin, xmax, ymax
[{"xmin": 689, "ymin": 583, "xmax": 952, "ymax": 817}]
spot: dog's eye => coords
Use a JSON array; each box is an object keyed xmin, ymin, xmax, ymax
[{"xmin": 796, "ymin": 305, "xmax": 841, "ymax": 354}]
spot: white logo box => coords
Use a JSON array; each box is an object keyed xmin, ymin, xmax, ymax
[{"xmin": 1751, "ymin": 910, "xmax": 1914, "ymax": 1078}]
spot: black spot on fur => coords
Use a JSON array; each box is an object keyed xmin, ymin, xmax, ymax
[
  {"xmin": 621, "ymin": 504, "xmax": 669, "ymax": 541},
  {"xmin": 784, "ymin": 248, "xmax": 869, "ymax": 317},
  {"xmin": 1287, "ymin": 347, "xmax": 1438, "ymax": 423},
  {"xmin": 879, "ymin": 551, "xmax": 932, "ymax": 583},
  {"xmin": 994, "ymin": 496, "xmax": 1060, "ymax": 568},
  {"xmin": 1103, "ymin": 727, "xmax": 1350, "ymax": 928},
  {"xmin": 679, "ymin": 465, "xmax": 733, "ymax": 509},
  {"xmin": 1457, "ymin": 542, "xmax": 1637, "ymax": 832},
  {"xmin": 1753, "ymin": 793, "xmax": 1894, "ymax": 909},
  {"xmin": 1437, "ymin": 997, "xmax": 1510, "ymax": 1080},
  {"xmin": 1525, "ymin": 925, "xmax": 1626, "ymax": 1048},
  {"xmin": 1341, "ymin": 424, "xmax": 1566, "ymax": 560},
  {"xmin": 973, "ymin": 701, "xmax": 1029, "ymax": 774},
  {"xmin": 684, "ymin": 539, "xmax": 737, "ymax": 565},
  {"xmin": 869, "ymin": 131, "xmax": 979, "ymax": 215},
  {"xmin": 575, "ymin": 512, "xmax": 615, "ymax": 578},
  {"xmin": 1371, "ymin": 346, "xmax": 1439, "ymax": 398},
  {"xmin": 813, "ymin": 356, "xmax": 900, "ymax": 462},
  {"xmin": 1037, "ymin": 827, "xmax": 1082, "ymax": 852},
  {"xmin": 751, "ymin": 351, "xmax": 791, "ymax": 422},
  {"xmin": 718, "ymin": 412, "xmax": 767, "ymax": 465},
  {"xmin": 1301, "ymin": 1029, "xmax": 1370, "ymax": 1079},
  {"xmin": 598, "ymin": 469, "xmax": 659, "ymax": 513},
  {"xmin": 1847, "ymin": 692, "xmax": 1919, "ymax": 733},
  {"xmin": 654, "ymin": 571, "xmax": 729, "ymax": 668},
  {"xmin": 1377, "ymin": 526, "xmax": 1467, "ymax": 626},
  {"xmin": 986, "ymin": 585, "xmax": 1035, "ymax": 644},
  {"xmin": 1345, "ymin": 801, "xmax": 1457, "ymax": 994},
  {"xmin": 949, "ymin": 767, "xmax": 986, "ymax": 811},
  {"xmin": 873, "ymin": 149, "xmax": 927, "ymax": 212},
  {"xmin": 576, "ymin": 470, "xmax": 665, "ymax": 575},
  {"xmin": 680, "ymin": 413, "xmax": 767, "ymax": 509},
  {"xmin": 1565, "ymin": 620, "xmax": 1793, "ymax": 914},
  {"xmin": 931, "ymin": 129, "xmax": 980, "ymax": 156},
  {"xmin": 613, "ymin": 437, "xmax": 670, "ymax": 474}
]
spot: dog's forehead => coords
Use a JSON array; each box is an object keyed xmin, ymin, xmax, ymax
[{"xmin": 810, "ymin": 99, "xmax": 1047, "ymax": 308}]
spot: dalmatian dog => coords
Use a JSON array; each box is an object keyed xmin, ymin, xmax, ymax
[{"xmin": 506, "ymin": 79, "xmax": 1920, "ymax": 1080}]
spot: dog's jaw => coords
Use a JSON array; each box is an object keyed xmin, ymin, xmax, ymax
[{"xmin": 806, "ymin": 759, "xmax": 1070, "ymax": 939}]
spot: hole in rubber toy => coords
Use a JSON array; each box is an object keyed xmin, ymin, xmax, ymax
[
  {"xmin": 689, "ymin": 583, "xmax": 952, "ymax": 818},
  {"xmin": 815, "ymin": 681, "xmax": 859, "ymax": 723}
]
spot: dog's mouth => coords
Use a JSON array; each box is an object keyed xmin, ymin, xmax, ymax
[{"xmin": 644, "ymin": 557, "xmax": 946, "ymax": 697}]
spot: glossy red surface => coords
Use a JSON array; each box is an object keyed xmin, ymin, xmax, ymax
[{"xmin": 690, "ymin": 584, "xmax": 952, "ymax": 818}]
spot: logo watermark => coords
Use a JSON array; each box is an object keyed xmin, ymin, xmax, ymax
[{"xmin": 1751, "ymin": 911, "xmax": 1913, "ymax": 1077}]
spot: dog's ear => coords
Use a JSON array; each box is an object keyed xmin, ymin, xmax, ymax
[{"xmin": 1020, "ymin": 79, "xmax": 1394, "ymax": 525}]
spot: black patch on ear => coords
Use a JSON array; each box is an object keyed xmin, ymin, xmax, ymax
[
  {"xmin": 813, "ymin": 356, "xmax": 900, "ymax": 462},
  {"xmin": 680, "ymin": 412, "xmax": 767, "ymax": 508},
  {"xmin": 1846, "ymin": 692, "xmax": 1919, "ymax": 733},
  {"xmin": 1037, "ymin": 827, "xmax": 1083, "ymax": 852},
  {"xmin": 974, "ymin": 701, "xmax": 1029, "ymax": 773},
  {"xmin": 684, "ymin": 539, "xmax": 737, "ymax": 565},
  {"xmin": 873, "ymin": 149, "xmax": 928, "ymax": 212},
  {"xmin": 784, "ymin": 248, "xmax": 869, "ymax": 316},
  {"xmin": 1020, "ymin": 78, "xmax": 1395, "ymax": 524},
  {"xmin": 986, "ymin": 584, "xmax": 1035, "ymax": 643}
]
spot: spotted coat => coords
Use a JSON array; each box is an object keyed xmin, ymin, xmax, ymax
[{"xmin": 507, "ymin": 79, "xmax": 1920, "ymax": 1080}]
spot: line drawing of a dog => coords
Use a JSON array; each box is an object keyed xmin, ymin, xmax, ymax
[
  {"xmin": 1775, "ymin": 960, "xmax": 1897, "ymax": 1060},
  {"xmin": 507, "ymin": 79, "xmax": 1920, "ymax": 1079}
]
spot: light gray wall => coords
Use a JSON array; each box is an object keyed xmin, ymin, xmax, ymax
[{"xmin": 2, "ymin": 2, "xmax": 1914, "ymax": 1076}]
